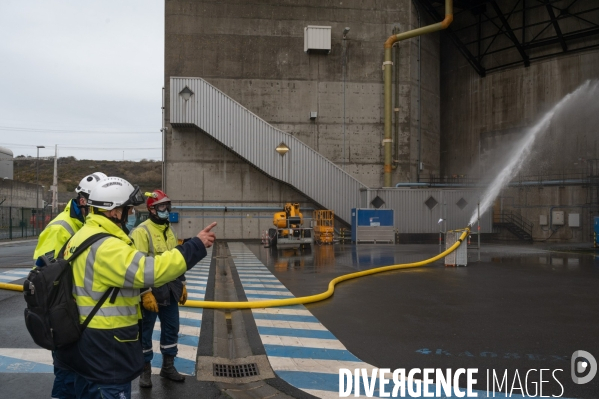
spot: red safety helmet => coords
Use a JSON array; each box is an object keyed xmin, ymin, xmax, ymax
[{"xmin": 146, "ymin": 189, "xmax": 171, "ymax": 210}]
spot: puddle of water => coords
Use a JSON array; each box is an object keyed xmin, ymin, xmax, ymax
[{"xmin": 248, "ymin": 242, "xmax": 599, "ymax": 276}]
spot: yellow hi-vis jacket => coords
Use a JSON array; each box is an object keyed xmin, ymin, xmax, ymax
[
  {"xmin": 130, "ymin": 219, "xmax": 178, "ymax": 256},
  {"xmin": 33, "ymin": 199, "xmax": 84, "ymax": 261},
  {"xmin": 54, "ymin": 212, "xmax": 207, "ymax": 384},
  {"xmin": 129, "ymin": 218, "xmax": 184, "ymax": 305}
]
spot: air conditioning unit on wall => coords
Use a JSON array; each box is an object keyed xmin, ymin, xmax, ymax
[{"xmin": 304, "ymin": 26, "xmax": 331, "ymax": 54}]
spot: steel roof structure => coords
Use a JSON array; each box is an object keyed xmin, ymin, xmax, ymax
[{"xmin": 415, "ymin": 0, "xmax": 599, "ymax": 76}]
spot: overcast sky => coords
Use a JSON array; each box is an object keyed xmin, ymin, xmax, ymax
[{"xmin": 0, "ymin": 0, "xmax": 163, "ymax": 161}]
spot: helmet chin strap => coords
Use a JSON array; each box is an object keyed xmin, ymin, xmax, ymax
[
  {"xmin": 97, "ymin": 208, "xmax": 130, "ymax": 234},
  {"xmin": 119, "ymin": 208, "xmax": 130, "ymax": 235}
]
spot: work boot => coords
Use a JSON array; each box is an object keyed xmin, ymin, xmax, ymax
[
  {"xmin": 160, "ymin": 354, "xmax": 185, "ymax": 382},
  {"xmin": 139, "ymin": 362, "xmax": 152, "ymax": 388}
]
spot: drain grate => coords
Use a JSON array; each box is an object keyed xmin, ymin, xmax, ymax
[{"xmin": 213, "ymin": 363, "xmax": 259, "ymax": 378}]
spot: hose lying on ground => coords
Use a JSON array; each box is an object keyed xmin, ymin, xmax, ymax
[
  {"xmin": 0, "ymin": 282, "xmax": 22, "ymax": 292},
  {"xmin": 0, "ymin": 228, "xmax": 470, "ymax": 309}
]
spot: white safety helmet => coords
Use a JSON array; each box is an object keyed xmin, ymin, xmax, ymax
[
  {"xmin": 75, "ymin": 172, "xmax": 108, "ymax": 196},
  {"xmin": 87, "ymin": 177, "xmax": 145, "ymax": 211}
]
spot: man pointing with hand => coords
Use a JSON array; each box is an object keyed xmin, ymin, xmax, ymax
[
  {"xmin": 54, "ymin": 177, "xmax": 217, "ymax": 399},
  {"xmin": 198, "ymin": 222, "xmax": 217, "ymax": 246}
]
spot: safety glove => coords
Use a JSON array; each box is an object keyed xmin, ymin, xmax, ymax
[
  {"xmin": 141, "ymin": 291, "xmax": 159, "ymax": 312},
  {"xmin": 179, "ymin": 285, "xmax": 188, "ymax": 305}
]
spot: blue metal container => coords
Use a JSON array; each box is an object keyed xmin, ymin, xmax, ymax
[
  {"xmin": 169, "ymin": 212, "xmax": 179, "ymax": 223},
  {"xmin": 351, "ymin": 208, "xmax": 394, "ymax": 242},
  {"xmin": 594, "ymin": 217, "xmax": 599, "ymax": 247}
]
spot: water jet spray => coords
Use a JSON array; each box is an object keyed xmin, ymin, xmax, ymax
[{"xmin": 469, "ymin": 80, "xmax": 599, "ymax": 226}]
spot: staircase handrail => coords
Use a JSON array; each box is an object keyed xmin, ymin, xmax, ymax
[
  {"xmin": 498, "ymin": 211, "xmax": 533, "ymax": 236},
  {"xmin": 169, "ymin": 77, "xmax": 367, "ymax": 224}
]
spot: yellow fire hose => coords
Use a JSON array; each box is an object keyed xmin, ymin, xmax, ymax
[
  {"xmin": 0, "ymin": 228, "xmax": 469, "ymax": 309},
  {"xmin": 0, "ymin": 281, "xmax": 22, "ymax": 292}
]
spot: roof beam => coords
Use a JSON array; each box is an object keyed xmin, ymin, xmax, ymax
[
  {"xmin": 524, "ymin": 26, "xmax": 599, "ymax": 50},
  {"xmin": 522, "ymin": 0, "xmax": 526, "ymax": 43},
  {"xmin": 489, "ymin": 0, "xmax": 530, "ymax": 66},
  {"xmin": 427, "ymin": 0, "xmax": 599, "ymax": 74},
  {"xmin": 544, "ymin": 0, "xmax": 567, "ymax": 51},
  {"xmin": 474, "ymin": 25, "xmax": 599, "ymax": 57}
]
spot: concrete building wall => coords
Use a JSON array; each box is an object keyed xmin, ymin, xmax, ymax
[
  {"xmin": 441, "ymin": 48, "xmax": 599, "ymax": 179},
  {"xmin": 165, "ymin": 126, "xmax": 316, "ymax": 238},
  {"xmin": 164, "ymin": 0, "xmax": 442, "ymax": 238},
  {"xmin": 439, "ymin": 6, "xmax": 599, "ymax": 242},
  {"xmin": 498, "ymin": 185, "xmax": 595, "ymax": 243},
  {"xmin": 0, "ymin": 180, "xmax": 42, "ymax": 208}
]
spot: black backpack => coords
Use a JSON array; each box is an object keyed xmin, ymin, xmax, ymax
[{"xmin": 24, "ymin": 233, "xmax": 119, "ymax": 350}]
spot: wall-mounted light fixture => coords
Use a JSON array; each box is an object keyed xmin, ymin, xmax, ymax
[
  {"xmin": 276, "ymin": 142, "xmax": 290, "ymax": 156},
  {"xmin": 343, "ymin": 27, "xmax": 350, "ymax": 39}
]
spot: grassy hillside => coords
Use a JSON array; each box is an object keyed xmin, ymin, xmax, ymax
[{"xmin": 14, "ymin": 156, "xmax": 162, "ymax": 196}]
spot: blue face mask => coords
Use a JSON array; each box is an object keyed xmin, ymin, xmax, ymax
[
  {"xmin": 157, "ymin": 210, "xmax": 169, "ymax": 220},
  {"xmin": 126, "ymin": 211, "xmax": 137, "ymax": 231}
]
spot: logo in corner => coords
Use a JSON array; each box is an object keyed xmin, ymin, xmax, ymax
[{"xmin": 571, "ymin": 350, "xmax": 597, "ymax": 384}]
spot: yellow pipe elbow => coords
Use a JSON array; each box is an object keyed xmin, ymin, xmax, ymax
[{"xmin": 441, "ymin": 13, "xmax": 454, "ymax": 29}]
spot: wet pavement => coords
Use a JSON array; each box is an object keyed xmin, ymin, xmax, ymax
[
  {"xmin": 246, "ymin": 242, "xmax": 599, "ymax": 398},
  {"xmin": 0, "ymin": 239, "xmax": 598, "ymax": 398}
]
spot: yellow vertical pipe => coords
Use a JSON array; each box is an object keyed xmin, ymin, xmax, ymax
[{"xmin": 383, "ymin": 0, "xmax": 453, "ymax": 187}]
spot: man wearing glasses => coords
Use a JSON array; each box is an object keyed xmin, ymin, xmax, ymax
[{"xmin": 129, "ymin": 190, "xmax": 188, "ymax": 388}]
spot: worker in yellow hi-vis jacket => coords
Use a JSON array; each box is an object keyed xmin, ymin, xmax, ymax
[
  {"xmin": 129, "ymin": 189, "xmax": 187, "ymax": 388},
  {"xmin": 33, "ymin": 172, "xmax": 106, "ymax": 399},
  {"xmin": 54, "ymin": 177, "xmax": 216, "ymax": 399}
]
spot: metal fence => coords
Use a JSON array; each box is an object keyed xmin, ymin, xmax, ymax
[
  {"xmin": 0, "ymin": 207, "xmax": 55, "ymax": 240},
  {"xmin": 0, "ymin": 208, "xmax": 150, "ymax": 241}
]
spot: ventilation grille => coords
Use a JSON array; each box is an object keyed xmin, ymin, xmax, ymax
[{"xmin": 213, "ymin": 363, "xmax": 259, "ymax": 378}]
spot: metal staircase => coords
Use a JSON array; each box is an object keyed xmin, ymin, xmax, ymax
[
  {"xmin": 169, "ymin": 77, "xmax": 367, "ymax": 225},
  {"xmin": 494, "ymin": 212, "xmax": 533, "ymax": 242}
]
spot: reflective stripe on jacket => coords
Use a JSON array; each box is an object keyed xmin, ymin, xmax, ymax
[
  {"xmin": 64, "ymin": 213, "xmax": 189, "ymax": 329},
  {"xmin": 33, "ymin": 200, "xmax": 83, "ymax": 261},
  {"xmin": 55, "ymin": 212, "xmax": 204, "ymax": 384},
  {"xmin": 129, "ymin": 219, "xmax": 184, "ymax": 305}
]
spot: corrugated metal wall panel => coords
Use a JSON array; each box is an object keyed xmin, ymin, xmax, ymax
[
  {"xmin": 170, "ymin": 78, "xmax": 493, "ymax": 233},
  {"xmin": 171, "ymin": 77, "xmax": 366, "ymax": 225},
  {"xmin": 360, "ymin": 188, "xmax": 492, "ymax": 233}
]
